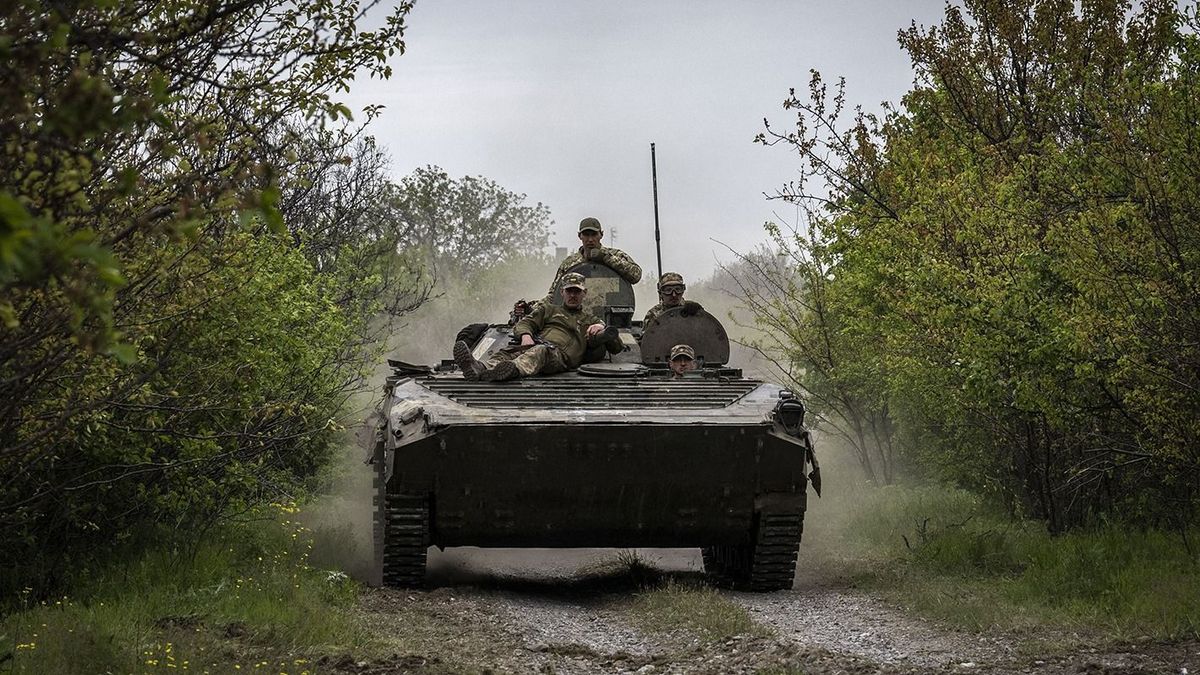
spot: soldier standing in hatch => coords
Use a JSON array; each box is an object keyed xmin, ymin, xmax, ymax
[
  {"xmin": 545, "ymin": 217, "xmax": 642, "ymax": 301},
  {"xmin": 668, "ymin": 344, "xmax": 698, "ymax": 377},
  {"xmin": 456, "ymin": 273, "xmax": 617, "ymax": 381},
  {"xmin": 643, "ymin": 272, "xmax": 704, "ymax": 326}
]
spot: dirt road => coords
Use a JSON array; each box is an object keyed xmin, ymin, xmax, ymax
[{"xmin": 336, "ymin": 546, "xmax": 1196, "ymax": 674}]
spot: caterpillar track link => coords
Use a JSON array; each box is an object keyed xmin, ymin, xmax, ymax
[{"xmin": 702, "ymin": 512, "xmax": 804, "ymax": 591}]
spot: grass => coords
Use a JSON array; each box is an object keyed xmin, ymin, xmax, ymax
[
  {"xmin": 816, "ymin": 484, "xmax": 1200, "ymax": 640},
  {"xmin": 629, "ymin": 579, "xmax": 770, "ymax": 642},
  {"xmin": 0, "ymin": 503, "xmax": 376, "ymax": 674},
  {"xmin": 606, "ymin": 550, "xmax": 770, "ymax": 643}
]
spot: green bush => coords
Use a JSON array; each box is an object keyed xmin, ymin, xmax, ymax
[
  {"xmin": 0, "ymin": 0, "xmax": 413, "ymax": 599},
  {"xmin": 842, "ymin": 484, "xmax": 1200, "ymax": 638},
  {"xmin": 0, "ymin": 506, "xmax": 367, "ymax": 674},
  {"xmin": 751, "ymin": 0, "xmax": 1200, "ymax": 530},
  {"xmin": 1, "ymin": 233, "xmax": 362, "ymax": 598}
]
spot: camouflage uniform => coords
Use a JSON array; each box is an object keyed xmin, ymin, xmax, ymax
[
  {"xmin": 547, "ymin": 246, "xmax": 643, "ymax": 298},
  {"xmin": 465, "ymin": 273, "xmax": 602, "ymax": 380},
  {"xmin": 506, "ymin": 300, "xmax": 601, "ymax": 370},
  {"xmin": 642, "ymin": 272, "xmax": 702, "ymax": 325},
  {"xmin": 484, "ymin": 342, "xmax": 571, "ymax": 378},
  {"xmin": 545, "ymin": 217, "xmax": 643, "ymax": 299},
  {"xmin": 642, "ymin": 302, "xmax": 671, "ymax": 326}
]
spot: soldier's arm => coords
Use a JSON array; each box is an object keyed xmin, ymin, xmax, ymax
[
  {"xmin": 514, "ymin": 303, "xmax": 547, "ymax": 338},
  {"xmin": 595, "ymin": 248, "xmax": 643, "ymax": 284},
  {"xmin": 642, "ymin": 305, "xmax": 660, "ymax": 326}
]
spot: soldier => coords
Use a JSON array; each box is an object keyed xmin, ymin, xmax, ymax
[
  {"xmin": 668, "ymin": 343, "xmax": 697, "ymax": 377},
  {"xmin": 545, "ymin": 217, "xmax": 642, "ymax": 300},
  {"xmin": 455, "ymin": 273, "xmax": 615, "ymax": 381},
  {"xmin": 643, "ymin": 272, "xmax": 704, "ymax": 326}
]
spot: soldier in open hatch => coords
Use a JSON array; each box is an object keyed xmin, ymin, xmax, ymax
[
  {"xmin": 669, "ymin": 343, "xmax": 698, "ymax": 377},
  {"xmin": 455, "ymin": 273, "xmax": 619, "ymax": 381},
  {"xmin": 643, "ymin": 272, "xmax": 704, "ymax": 325},
  {"xmin": 545, "ymin": 217, "xmax": 642, "ymax": 301}
]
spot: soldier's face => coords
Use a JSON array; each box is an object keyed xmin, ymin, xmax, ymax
[
  {"xmin": 660, "ymin": 285, "xmax": 684, "ymax": 307},
  {"xmin": 670, "ymin": 357, "xmax": 695, "ymax": 375},
  {"xmin": 579, "ymin": 230, "xmax": 602, "ymax": 250},
  {"xmin": 562, "ymin": 286, "xmax": 586, "ymax": 309}
]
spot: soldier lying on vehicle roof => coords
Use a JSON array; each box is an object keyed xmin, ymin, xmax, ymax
[{"xmin": 455, "ymin": 273, "xmax": 620, "ymax": 381}]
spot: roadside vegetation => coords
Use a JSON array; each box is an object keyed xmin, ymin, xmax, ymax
[
  {"xmin": 728, "ymin": 0, "xmax": 1200, "ymax": 643},
  {"xmin": 0, "ymin": 504, "xmax": 371, "ymax": 674},
  {"xmin": 797, "ymin": 455, "xmax": 1200, "ymax": 641},
  {"xmin": 806, "ymin": 478, "xmax": 1200, "ymax": 641},
  {"xmin": 630, "ymin": 580, "xmax": 769, "ymax": 642},
  {"xmin": 0, "ymin": 0, "xmax": 554, "ymax": 666}
]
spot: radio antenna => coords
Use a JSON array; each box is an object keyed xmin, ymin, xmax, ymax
[{"xmin": 651, "ymin": 143, "xmax": 663, "ymax": 278}]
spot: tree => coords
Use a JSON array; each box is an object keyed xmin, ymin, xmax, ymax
[
  {"xmin": 390, "ymin": 165, "xmax": 554, "ymax": 279},
  {"xmin": 722, "ymin": 231, "xmax": 900, "ymax": 485},
  {"xmin": 752, "ymin": 0, "xmax": 1199, "ymax": 530},
  {"xmin": 0, "ymin": 0, "xmax": 418, "ymax": 596}
]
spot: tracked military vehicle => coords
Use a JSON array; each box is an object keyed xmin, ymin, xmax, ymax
[{"xmin": 372, "ymin": 262, "xmax": 820, "ymax": 591}]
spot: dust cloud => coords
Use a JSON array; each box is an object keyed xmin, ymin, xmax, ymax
[{"xmin": 302, "ymin": 256, "xmax": 558, "ymax": 583}]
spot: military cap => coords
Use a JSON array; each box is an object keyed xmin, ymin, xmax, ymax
[
  {"xmin": 560, "ymin": 272, "xmax": 587, "ymax": 291},
  {"xmin": 658, "ymin": 272, "xmax": 685, "ymax": 290},
  {"xmin": 578, "ymin": 217, "xmax": 603, "ymax": 234},
  {"xmin": 670, "ymin": 344, "xmax": 696, "ymax": 361}
]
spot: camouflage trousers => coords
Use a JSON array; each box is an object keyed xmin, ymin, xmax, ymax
[{"xmin": 486, "ymin": 343, "xmax": 568, "ymax": 378}]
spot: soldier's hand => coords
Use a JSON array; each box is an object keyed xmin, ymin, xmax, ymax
[
  {"xmin": 584, "ymin": 247, "xmax": 601, "ymax": 261},
  {"xmin": 520, "ymin": 334, "xmax": 535, "ymax": 346},
  {"xmin": 586, "ymin": 323, "xmax": 606, "ymax": 336}
]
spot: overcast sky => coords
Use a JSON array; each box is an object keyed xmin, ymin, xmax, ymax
[{"xmin": 344, "ymin": 0, "xmax": 947, "ymax": 282}]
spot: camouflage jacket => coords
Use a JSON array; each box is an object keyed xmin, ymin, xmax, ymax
[
  {"xmin": 513, "ymin": 302, "xmax": 602, "ymax": 369},
  {"xmin": 546, "ymin": 246, "xmax": 643, "ymax": 298},
  {"xmin": 642, "ymin": 300, "xmax": 703, "ymax": 326}
]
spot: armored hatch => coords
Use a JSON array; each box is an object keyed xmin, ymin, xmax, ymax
[
  {"xmin": 640, "ymin": 305, "xmax": 731, "ymax": 367},
  {"xmin": 371, "ymin": 260, "xmax": 820, "ymax": 591},
  {"xmin": 546, "ymin": 262, "xmax": 637, "ymax": 328}
]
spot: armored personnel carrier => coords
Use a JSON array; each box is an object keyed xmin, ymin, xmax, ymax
[{"xmin": 372, "ymin": 263, "xmax": 820, "ymax": 591}]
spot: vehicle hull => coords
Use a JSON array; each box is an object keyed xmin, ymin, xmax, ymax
[{"xmin": 387, "ymin": 423, "xmax": 809, "ymax": 548}]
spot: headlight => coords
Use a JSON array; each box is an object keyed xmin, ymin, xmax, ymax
[{"xmin": 774, "ymin": 391, "xmax": 806, "ymax": 435}]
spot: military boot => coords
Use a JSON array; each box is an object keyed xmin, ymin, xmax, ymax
[
  {"xmin": 480, "ymin": 360, "xmax": 519, "ymax": 382},
  {"xmin": 453, "ymin": 340, "xmax": 485, "ymax": 381},
  {"xmin": 587, "ymin": 325, "xmax": 620, "ymax": 348}
]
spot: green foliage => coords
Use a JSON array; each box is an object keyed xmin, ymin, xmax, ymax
[
  {"xmin": 753, "ymin": 0, "xmax": 1200, "ymax": 528},
  {"xmin": 391, "ymin": 165, "xmax": 555, "ymax": 279},
  {"xmin": 0, "ymin": 507, "xmax": 370, "ymax": 674},
  {"xmin": 0, "ymin": 0, "xmax": 420, "ymax": 598},
  {"xmin": 836, "ymin": 485, "xmax": 1200, "ymax": 638}
]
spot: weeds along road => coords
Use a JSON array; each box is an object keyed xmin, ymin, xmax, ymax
[{"xmin": 337, "ymin": 546, "xmax": 1196, "ymax": 675}]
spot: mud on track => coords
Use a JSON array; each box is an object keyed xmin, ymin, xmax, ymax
[{"xmin": 332, "ymin": 547, "xmax": 1197, "ymax": 674}]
